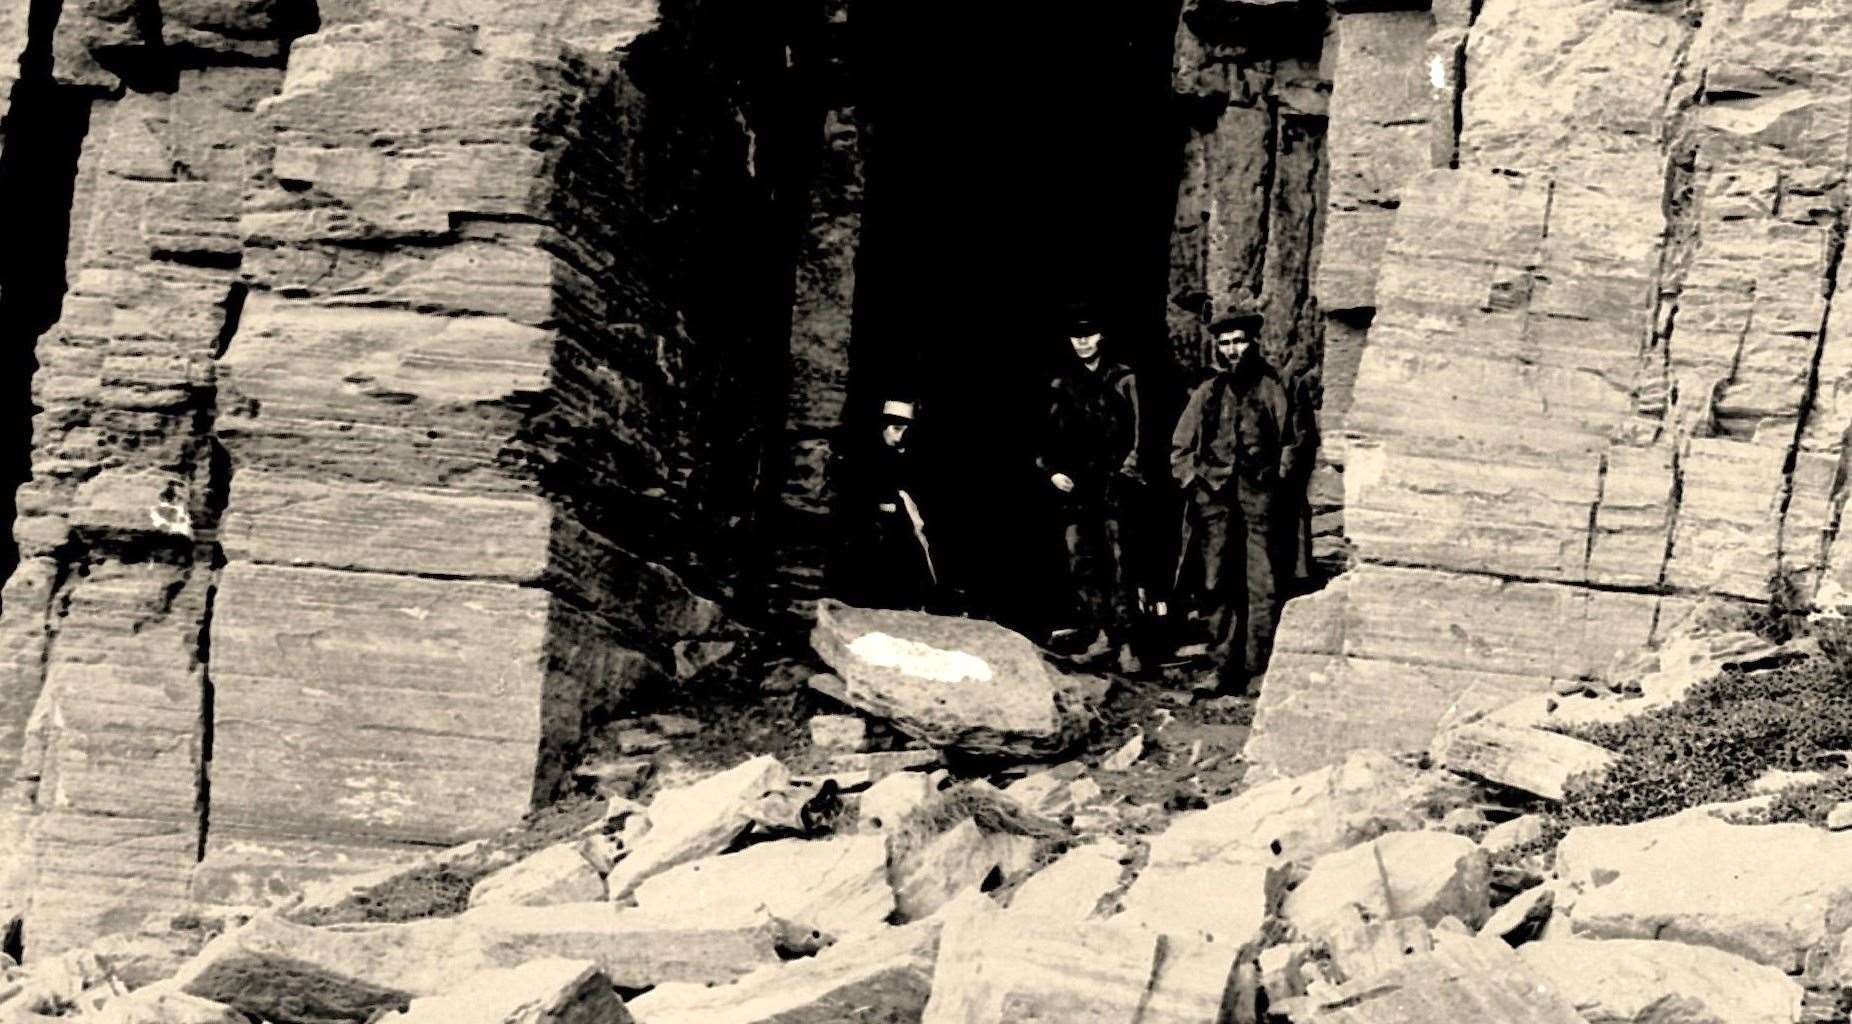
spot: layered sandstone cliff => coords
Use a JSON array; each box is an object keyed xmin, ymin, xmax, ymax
[
  {"xmin": 1250, "ymin": 0, "xmax": 1852, "ymax": 778},
  {"xmin": 5, "ymin": 0, "xmax": 1849, "ymax": 970},
  {"xmin": 0, "ymin": 0, "xmax": 858, "ymax": 963}
]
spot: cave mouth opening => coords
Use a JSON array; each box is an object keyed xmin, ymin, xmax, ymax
[{"xmin": 846, "ymin": 3, "xmax": 1187, "ymax": 634}]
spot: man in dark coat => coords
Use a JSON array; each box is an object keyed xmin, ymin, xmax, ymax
[
  {"xmin": 1170, "ymin": 313, "xmax": 1298, "ymax": 695},
  {"xmin": 836, "ymin": 399, "xmax": 936, "ymax": 610},
  {"xmin": 1038, "ymin": 311, "xmax": 1145, "ymax": 674}
]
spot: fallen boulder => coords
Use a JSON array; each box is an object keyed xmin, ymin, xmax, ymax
[
  {"xmin": 920, "ymin": 901, "xmax": 1233, "ymax": 1023},
  {"xmin": 809, "ymin": 600, "xmax": 1096, "ymax": 757},
  {"xmin": 377, "ymin": 959, "xmax": 630, "ymax": 1024},
  {"xmin": 1429, "ymin": 713, "xmax": 1615, "ymax": 801},
  {"xmin": 631, "ymin": 835, "xmax": 893, "ymax": 944},
  {"xmin": 628, "ymin": 918, "xmax": 939, "ymax": 1024},
  {"xmin": 1283, "ymin": 831, "xmax": 1491, "ymax": 944},
  {"xmin": 469, "ymin": 844, "xmax": 606, "ymax": 908},
  {"xmin": 1300, "ymin": 936, "xmax": 1585, "ymax": 1023},
  {"xmin": 605, "ymin": 755, "xmax": 790, "ymax": 901},
  {"xmin": 172, "ymin": 904, "xmax": 779, "ymax": 1022},
  {"xmin": 1556, "ymin": 815, "xmax": 1852, "ymax": 973},
  {"xmin": 1517, "ymin": 938, "xmax": 1803, "ymax": 1024}
]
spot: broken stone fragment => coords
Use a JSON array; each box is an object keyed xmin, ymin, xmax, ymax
[
  {"xmin": 1829, "ymin": 802, "xmax": 1852, "ymax": 831},
  {"xmin": 856, "ymin": 771, "xmax": 936, "ymax": 831},
  {"xmin": 630, "ymin": 835, "xmax": 893, "ymax": 945},
  {"xmin": 90, "ymin": 982, "xmax": 248, "ymax": 1024},
  {"xmin": 1320, "ymin": 916, "xmax": 1435, "ymax": 984},
  {"xmin": 1002, "ymin": 763, "xmax": 1100, "ymax": 820},
  {"xmin": 173, "ymin": 904, "xmax": 779, "ymax": 1021},
  {"xmin": 1100, "ymin": 731, "xmax": 1144, "ymax": 772},
  {"xmin": 1284, "ymin": 831, "xmax": 1492, "ymax": 945},
  {"xmin": 1749, "ymin": 768, "xmax": 1830, "ymax": 794},
  {"xmin": 809, "ymin": 600, "xmax": 1096, "ymax": 757},
  {"xmin": 1007, "ymin": 839, "xmax": 1127, "ymax": 920},
  {"xmin": 627, "ymin": 917, "xmax": 940, "ymax": 1024},
  {"xmin": 892, "ymin": 820, "xmax": 1035, "ymax": 923},
  {"xmin": 811, "ymin": 749, "xmax": 941, "ymax": 790},
  {"xmin": 1479, "ymin": 813, "xmax": 1545, "ymax": 857},
  {"xmin": 468, "ymin": 844, "xmax": 607, "ymax": 908},
  {"xmin": 1479, "ymin": 885, "xmax": 1552, "ymax": 947},
  {"xmin": 920, "ymin": 900, "xmax": 1233, "ymax": 1023},
  {"xmin": 604, "ymin": 755, "xmax": 790, "ymax": 901},
  {"xmin": 1114, "ymin": 856, "xmax": 1272, "ymax": 945},
  {"xmin": 807, "ymin": 714, "xmax": 870, "ymax": 752},
  {"xmin": 1556, "ymin": 815, "xmax": 1852, "ymax": 973},
  {"xmin": 1516, "ymin": 938, "xmax": 1804, "ymax": 1024},
  {"xmin": 376, "ymin": 959, "xmax": 631, "ymax": 1024}
]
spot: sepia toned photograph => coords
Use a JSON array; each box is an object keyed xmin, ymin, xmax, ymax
[{"xmin": 0, "ymin": 0, "xmax": 1848, "ymax": 1020}]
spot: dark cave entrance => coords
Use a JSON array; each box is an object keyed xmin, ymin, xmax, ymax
[{"xmin": 849, "ymin": 2, "xmax": 1188, "ymax": 634}]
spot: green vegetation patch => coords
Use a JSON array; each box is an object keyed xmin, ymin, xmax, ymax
[{"xmin": 1544, "ymin": 622, "xmax": 1852, "ymax": 839}]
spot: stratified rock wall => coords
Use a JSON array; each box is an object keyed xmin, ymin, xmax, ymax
[
  {"xmin": 764, "ymin": 0, "xmax": 861, "ymax": 615},
  {"xmin": 1250, "ymin": 0, "xmax": 1852, "ymax": 779},
  {"xmin": 0, "ymin": 0, "xmax": 832, "ymax": 962}
]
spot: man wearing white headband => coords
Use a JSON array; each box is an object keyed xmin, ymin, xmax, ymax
[{"xmin": 836, "ymin": 397, "xmax": 935, "ymax": 609}]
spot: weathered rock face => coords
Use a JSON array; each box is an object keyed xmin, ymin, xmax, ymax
[
  {"xmin": 0, "ymin": 0, "xmax": 857, "ymax": 961},
  {"xmin": 1250, "ymin": 0, "xmax": 1852, "ymax": 778}
]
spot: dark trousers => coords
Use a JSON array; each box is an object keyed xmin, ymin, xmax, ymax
[
  {"xmin": 1183, "ymin": 484, "xmax": 1289, "ymax": 686},
  {"xmin": 1059, "ymin": 499, "xmax": 1136, "ymax": 641}
]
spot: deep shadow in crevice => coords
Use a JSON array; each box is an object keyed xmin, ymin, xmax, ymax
[{"xmin": 0, "ymin": 0, "xmax": 93, "ymax": 597}]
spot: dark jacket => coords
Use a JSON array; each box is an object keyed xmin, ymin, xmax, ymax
[
  {"xmin": 1036, "ymin": 361, "xmax": 1142, "ymax": 500},
  {"xmin": 837, "ymin": 439, "xmax": 935, "ymax": 609},
  {"xmin": 1169, "ymin": 355, "xmax": 1295, "ymax": 502}
]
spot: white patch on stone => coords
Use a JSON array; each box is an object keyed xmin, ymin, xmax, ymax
[
  {"xmin": 847, "ymin": 632, "xmax": 995, "ymax": 683},
  {"xmin": 1429, "ymin": 53, "xmax": 1448, "ymax": 91}
]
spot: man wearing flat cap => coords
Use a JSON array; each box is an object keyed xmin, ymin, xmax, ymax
[
  {"xmin": 1037, "ymin": 309, "xmax": 1146, "ymax": 674},
  {"xmin": 1170, "ymin": 312, "xmax": 1298, "ymax": 695}
]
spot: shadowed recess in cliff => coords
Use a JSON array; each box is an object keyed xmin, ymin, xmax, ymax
[
  {"xmin": 0, "ymin": 0, "xmax": 91, "ymax": 598},
  {"xmin": 847, "ymin": 1, "xmax": 1186, "ymax": 632}
]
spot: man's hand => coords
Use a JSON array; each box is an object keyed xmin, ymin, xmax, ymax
[{"xmin": 1050, "ymin": 473, "xmax": 1076, "ymax": 493}]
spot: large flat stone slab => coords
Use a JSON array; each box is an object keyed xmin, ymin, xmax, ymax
[
  {"xmin": 1556, "ymin": 815, "xmax": 1852, "ymax": 973},
  {"xmin": 173, "ymin": 904, "xmax": 779, "ymax": 1022},
  {"xmin": 810, "ymin": 601, "xmax": 1093, "ymax": 757},
  {"xmin": 628, "ymin": 918, "xmax": 939, "ymax": 1024},
  {"xmin": 921, "ymin": 902, "xmax": 1233, "ymax": 1023}
]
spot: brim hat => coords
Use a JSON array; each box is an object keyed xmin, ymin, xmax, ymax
[
  {"xmin": 880, "ymin": 399, "xmax": 916, "ymax": 422},
  {"xmin": 1208, "ymin": 312, "xmax": 1264, "ymax": 338},
  {"xmin": 1065, "ymin": 304, "xmax": 1104, "ymax": 337}
]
